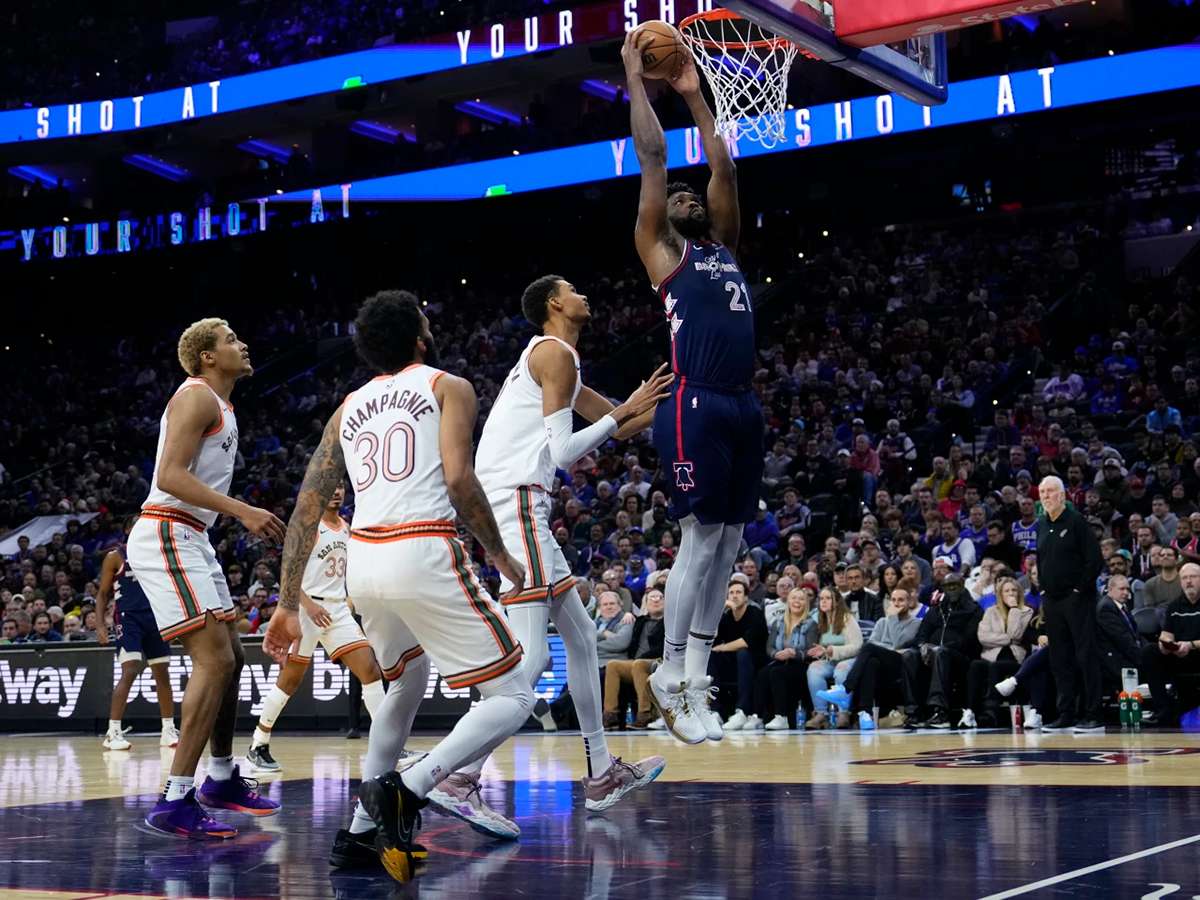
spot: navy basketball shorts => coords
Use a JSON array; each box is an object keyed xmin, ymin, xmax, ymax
[
  {"xmin": 116, "ymin": 607, "xmax": 172, "ymax": 665},
  {"xmin": 653, "ymin": 384, "xmax": 764, "ymax": 526}
]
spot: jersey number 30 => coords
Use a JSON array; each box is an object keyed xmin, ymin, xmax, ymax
[
  {"xmin": 354, "ymin": 422, "xmax": 415, "ymax": 489},
  {"xmin": 726, "ymin": 280, "xmax": 751, "ymax": 312}
]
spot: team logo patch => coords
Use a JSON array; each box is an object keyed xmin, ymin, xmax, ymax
[
  {"xmin": 673, "ymin": 462, "xmax": 695, "ymax": 492},
  {"xmin": 853, "ymin": 748, "xmax": 1200, "ymax": 769},
  {"xmin": 664, "ymin": 292, "xmax": 678, "ymax": 313}
]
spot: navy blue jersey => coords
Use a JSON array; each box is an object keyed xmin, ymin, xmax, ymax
[
  {"xmin": 657, "ymin": 240, "xmax": 755, "ymax": 389},
  {"xmin": 114, "ymin": 559, "xmax": 151, "ymax": 615},
  {"xmin": 1012, "ymin": 520, "xmax": 1039, "ymax": 553}
]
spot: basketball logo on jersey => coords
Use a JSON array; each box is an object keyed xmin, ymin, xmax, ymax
[{"xmin": 674, "ymin": 462, "xmax": 695, "ymax": 492}]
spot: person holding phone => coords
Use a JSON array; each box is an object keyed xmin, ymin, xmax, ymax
[{"xmin": 1140, "ymin": 562, "xmax": 1200, "ymax": 725}]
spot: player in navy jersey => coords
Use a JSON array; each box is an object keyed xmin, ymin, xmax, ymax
[
  {"xmin": 95, "ymin": 517, "xmax": 178, "ymax": 751},
  {"xmin": 623, "ymin": 31, "xmax": 764, "ymax": 744}
]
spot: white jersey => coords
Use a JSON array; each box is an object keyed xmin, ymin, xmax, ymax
[
  {"xmin": 143, "ymin": 377, "xmax": 238, "ymax": 529},
  {"xmin": 340, "ymin": 363, "xmax": 454, "ymax": 528},
  {"xmin": 302, "ymin": 517, "xmax": 348, "ymax": 599},
  {"xmin": 476, "ymin": 336, "xmax": 581, "ymax": 495}
]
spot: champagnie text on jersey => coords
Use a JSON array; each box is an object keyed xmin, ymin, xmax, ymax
[{"xmin": 342, "ymin": 388, "xmax": 436, "ymax": 441}]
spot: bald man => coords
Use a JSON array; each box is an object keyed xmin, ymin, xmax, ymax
[
  {"xmin": 1140, "ymin": 562, "xmax": 1200, "ymax": 725},
  {"xmin": 1036, "ymin": 476, "xmax": 1104, "ymax": 732}
]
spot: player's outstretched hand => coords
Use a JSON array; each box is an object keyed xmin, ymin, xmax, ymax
[
  {"xmin": 301, "ymin": 594, "xmax": 333, "ymax": 629},
  {"xmin": 618, "ymin": 363, "xmax": 674, "ymax": 422},
  {"xmin": 621, "ymin": 29, "xmax": 645, "ymax": 79},
  {"xmin": 495, "ymin": 551, "xmax": 527, "ymax": 600},
  {"xmin": 239, "ymin": 504, "xmax": 286, "ymax": 543},
  {"xmin": 263, "ymin": 607, "xmax": 301, "ymax": 663},
  {"xmin": 670, "ymin": 51, "xmax": 701, "ymax": 97}
]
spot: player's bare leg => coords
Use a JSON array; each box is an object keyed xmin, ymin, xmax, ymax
[
  {"xmin": 247, "ymin": 655, "xmax": 308, "ymax": 773},
  {"xmin": 151, "ymin": 662, "xmax": 179, "ymax": 747}
]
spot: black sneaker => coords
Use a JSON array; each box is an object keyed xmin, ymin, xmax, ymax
[
  {"xmin": 329, "ymin": 827, "xmax": 428, "ymax": 868},
  {"xmin": 345, "ymin": 728, "xmax": 361, "ymax": 740},
  {"xmin": 357, "ymin": 772, "xmax": 428, "ymax": 884},
  {"xmin": 1072, "ymin": 719, "xmax": 1104, "ymax": 734},
  {"xmin": 926, "ymin": 710, "xmax": 951, "ymax": 729},
  {"xmin": 903, "ymin": 713, "xmax": 928, "ymax": 730},
  {"xmin": 246, "ymin": 744, "xmax": 281, "ymax": 773},
  {"xmin": 1042, "ymin": 716, "xmax": 1076, "ymax": 732}
]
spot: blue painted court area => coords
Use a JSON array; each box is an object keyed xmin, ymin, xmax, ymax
[{"xmin": 1, "ymin": 777, "xmax": 1198, "ymax": 899}]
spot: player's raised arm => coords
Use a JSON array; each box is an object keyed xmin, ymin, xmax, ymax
[
  {"xmin": 573, "ymin": 367, "xmax": 675, "ymax": 441},
  {"xmin": 157, "ymin": 387, "xmax": 285, "ymax": 541},
  {"xmin": 436, "ymin": 373, "xmax": 526, "ymax": 591},
  {"xmin": 671, "ymin": 54, "xmax": 739, "ymax": 250},
  {"xmin": 622, "ymin": 30, "xmax": 676, "ymax": 285},
  {"xmin": 93, "ymin": 549, "xmax": 122, "ymax": 646}
]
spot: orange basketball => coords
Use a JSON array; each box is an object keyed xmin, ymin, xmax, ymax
[{"xmin": 634, "ymin": 20, "xmax": 685, "ymax": 80}]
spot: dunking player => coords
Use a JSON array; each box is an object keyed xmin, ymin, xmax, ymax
[
  {"xmin": 95, "ymin": 516, "xmax": 179, "ymax": 751},
  {"xmin": 623, "ymin": 31, "xmax": 763, "ymax": 743},
  {"xmin": 246, "ymin": 482, "xmax": 388, "ymax": 774},
  {"xmin": 264, "ymin": 291, "xmax": 535, "ymax": 883},
  {"xmin": 130, "ymin": 318, "xmax": 286, "ymax": 837},
  {"xmin": 428, "ymin": 275, "xmax": 671, "ymax": 836}
]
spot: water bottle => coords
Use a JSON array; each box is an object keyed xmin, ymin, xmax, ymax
[
  {"xmin": 795, "ymin": 703, "xmax": 806, "ymax": 730},
  {"xmin": 1118, "ymin": 691, "xmax": 1130, "ymax": 731},
  {"xmin": 1131, "ymin": 692, "xmax": 1142, "ymax": 731},
  {"xmin": 625, "ymin": 706, "xmax": 635, "ymax": 728}
]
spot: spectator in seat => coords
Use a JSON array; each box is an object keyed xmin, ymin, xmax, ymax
[
  {"xmin": 774, "ymin": 533, "xmax": 807, "ymax": 575},
  {"xmin": 1095, "ymin": 574, "xmax": 1144, "ymax": 694},
  {"xmin": 961, "ymin": 505, "xmax": 990, "ymax": 560},
  {"xmin": 711, "ymin": 581, "xmax": 769, "ymax": 730},
  {"xmin": 1172, "ymin": 516, "xmax": 1199, "ymax": 563},
  {"xmin": 1012, "ymin": 498, "xmax": 1040, "ymax": 554},
  {"xmin": 1146, "ymin": 394, "xmax": 1183, "ymax": 434},
  {"xmin": 595, "ymin": 590, "xmax": 634, "ymax": 672},
  {"xmin": 843, "ymin": 564, "xmax": 884, "ymax": 621},
  {"xmin": 1, "ymin": 618, "xmax": 18, "ymax": 644},
  {"xmin": 62, "ymin": 614, "xmax": 88, "ymax": 641},
  {"xmin": 743, "ymin": 500, "xmax": 780, "ymax": 570},
  {"xmin": 934, "ymin": 519, "xmax": 977, "ymax": 573},
  {"xmin": 804, "ymin": 588, "xmax": 863, "ymax": 730},
  {"xmin": 1140, "ymin": 545, "xmax": 1184, "ymax": 610},
  {"xmin": 1140, "ymin": 562, "xmax": 1200, "ymax": 725},
  {"xmin": 817, "ymin": 586, "xmax": 922, "ymax": 730},
  {"xmin": 938, "ymin": 480, "xmax": 968, "ymax": 523},
  {"xmin": 849, "ymin": 433, "xmax": 881, "ymax": 503},
  {"xmin": 26, "ymin": 610, "xmax": 62, "ymax": 643},
  {"xmin": 902, "ymin": 572, "xmax": 983, "ymax": 729},
  {"xmin": 1131, "ymin": 526, "xmax": 1157, "ymax": 582},
  {"xmin": 1148, "ymin": 495, "xmax": 1180, "ymax": 545},
  {"xmin": 983, "ymin": 519, "xmax": 1024, "ymax": 571},
  {"xmin": 602, "ymin": 589, "xmax": 665, "ymax": 729},
  {"xmin": 893, "ymin": 535, "xmax": 932, "ymax": 587},
  {"xmin": 1090, "ymin": 378, "xmax": 1124, "ymax": 418},
  {"xmin": 739, "ymin": 558, "xmax": 767, "ymax": 607},
  {"xmin": 962, "ymin": 577, "xmax": 1033, "ymax": 727},
  {"xmin": 754, "ymin": 588, "xmax": 817, "ymax": 730}
]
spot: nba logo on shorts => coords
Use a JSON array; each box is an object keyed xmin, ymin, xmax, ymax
[{"xmin": 673, "ymin": 462, "xmax": 695, "ymax": 492}]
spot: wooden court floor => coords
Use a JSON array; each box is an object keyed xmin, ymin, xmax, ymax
[{"xmin": 1, "ymin": 728, "xmax": 1198, "ymax": 899}]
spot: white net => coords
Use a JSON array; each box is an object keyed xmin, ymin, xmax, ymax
[{"xmin": 679, "ymin": 13, "xmax": 798, "ymax": 149}]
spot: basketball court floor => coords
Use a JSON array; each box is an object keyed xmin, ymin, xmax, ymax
[{"xmin": 0, "ymin": 728, "xmax": 1197, "ymax": 899}]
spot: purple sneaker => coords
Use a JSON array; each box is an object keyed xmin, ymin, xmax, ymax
[
  {"xmin": 145, "ymin": 789, "xmax": 238, "ymax": 839},
  {"xmin": 198, "ymin": 765, "xmax": 281, "ymax": 816}
]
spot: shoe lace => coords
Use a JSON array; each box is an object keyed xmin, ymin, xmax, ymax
[
  {"xmin": 231, "ymin": 772, "xmax": 263, "ymax": 800},
  {"xmin": 608, "ymin": 756, "xmax": 642, "ymax": 779}
]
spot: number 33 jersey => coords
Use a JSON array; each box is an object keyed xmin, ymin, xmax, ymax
[
  {"xmin": 339, "ymin": 364, "xmax": 455, "ymax": 529},
  {"xmin": 302, "ymin": 517, "xmax": 349, "ymax": 600}
]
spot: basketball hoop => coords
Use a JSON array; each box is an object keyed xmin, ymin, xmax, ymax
[{"xmin": 679, "ymin": 9, "xmax": 799, "ymax": 149}]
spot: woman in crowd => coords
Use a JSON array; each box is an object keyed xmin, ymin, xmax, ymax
[
  {"xmin": 994, "ymin": 594, "xmax": 1054, "ymax": 729},
  {"xmin": 753, "ymin": 588, "xmax": 818, "ymax": 730},
  {"xmin": 804, "ymin": 588, "xmax": 862, "ymax": 729},
  {"xmin": 878, "ymin": 564, "xmax": 902, "ymax": 601},
  {"xmin": 962, "ymin": 577, "xmax": 1034, "ymax": 727}
]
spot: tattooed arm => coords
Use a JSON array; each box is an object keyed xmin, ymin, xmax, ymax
[{"xmin": 435, "ymin": 374, "xmax": 526, "ymax": 591}]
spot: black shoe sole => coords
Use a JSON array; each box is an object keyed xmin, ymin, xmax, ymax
[
  {"xmin": 329, "ymin": 841, "xmax": 428, "ymax": 869},
  {"xmin": 358, "ymin": 780, "xmax": 416, "ymax": 883}
]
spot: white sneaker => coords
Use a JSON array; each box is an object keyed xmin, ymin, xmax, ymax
[
  {"xmin": 725, "ymin": 709, "xmax": 748, "ymax": 731},
  {"xmin": 647, "ymin": 717, "xmax": 666, "ymax": 730},
  {"xmin": 685, "ymin": 675, "xmax": 724, "ymax": 741},
  {"xmin": 764, "ymin": 714, "xmax": 789, "ymax": 731},
  {"xmin": 958, "ymin": 709, "xmax": 977, "ymax": 729},
  {"xmin": 396, "ymin": 748, "xmax": 428, "ymax": 772},
  {"xmin": 102, "ymin": 728, "xmax": 131, "ymax": 751},
  {"xmin": 649, "ymin": 668, "xmax": 706, "ymax": 745},
  {"xmin": 160, "ymin": 723, "xmax": 180, "ymax": 748},
  {"xmin": 741, "ymin": 713, "xmax": 763, "ymax": 730},
  {"xmin": 1024, "ymin": 708, "xmax": 1043, "ymax": 730},
  {"xmin": 427, "ymin": 772, "xmax": 520, "ymax": 840},
  {"xmin": 994, "ymin": 677, "xmax": 1018, "ymax": 698}
]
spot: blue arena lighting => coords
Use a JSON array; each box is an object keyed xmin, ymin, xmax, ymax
[
  {"xmin": 580, "ymin": 79, "xmax": 623, "ymax": 101},
  {"xmin": 8, "ymin": 165, "xmax": 62, "ymax": 188},
  {"xmin": 454, "ymin": 100, "xmax": 523, "ymax": 126},
  {"xmin": 123, "ymin": 154, "xmax": 190, "ymax": 182},
  {"xmin": 237, "ymin": 139, "xmax": 292, "ymax": 164},
  {"xmin": 349, "ymin": 120, "xmax": 411, "ymax": 143}
]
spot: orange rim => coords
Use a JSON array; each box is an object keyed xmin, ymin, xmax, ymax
[{"xmin": 678, "ymin": 8, "xmax": 793, "ymax": 51}]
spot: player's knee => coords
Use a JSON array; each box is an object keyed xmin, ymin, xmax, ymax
[{"xmin": 480, "ymin": 670, "xmax": 535, "ymax": 717}]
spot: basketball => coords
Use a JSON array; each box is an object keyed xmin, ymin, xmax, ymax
[{"xmin": 634, "ymin": 19, "xmax": 686, "ymax": 80}]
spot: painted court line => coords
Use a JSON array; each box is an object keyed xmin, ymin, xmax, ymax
[{"xmin": 978, "ymin": 832, "xmax": 1200, "ymax": 899}]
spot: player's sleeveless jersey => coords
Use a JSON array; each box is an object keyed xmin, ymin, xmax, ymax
[
  {"xmin": 340, "ymin": 363, "xmax": 454, "ymax": 527},
  {"xmin": 476, "ymin": 336, "xmax": 582, "ymax": 494},
  {"xmin": 113, "ymin": 558, "xmax": 151, "ymax": 614},
  {"xmin": 142, "ymin": 378, "xmax": 238, "ymax": 528},
  {"xmin": 302, "ymin": 518, "xmax": 349, "ymax": 599},
  {"xmin": 655, "ymin": 239, "xmax": 756, "ymax": 389}
]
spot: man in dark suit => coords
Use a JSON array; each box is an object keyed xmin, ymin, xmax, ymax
[{"xmin": 1095, "ymin": 574, "xmax": 1143, "ymax": 692}]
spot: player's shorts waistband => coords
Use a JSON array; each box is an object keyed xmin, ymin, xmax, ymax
[
  {"xmin": 676, "ymin": 379, "xmax": 752, "ymax": 394},
  {"xmin": 350, "ymin": 520, "xmax": 457, "ymax": 542},
  {"xmin": 138, "ymin": 505, "xmax": 207, "ymax": 532}
]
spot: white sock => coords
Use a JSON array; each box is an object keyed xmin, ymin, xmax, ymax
[
  {"xmin": 662, "ymin": 518, "xmax": 724, "ymax": 682},
  {"xmin": 685, "ymin": 524, "xmax": 742, "ymax": 682},
  {"xmin": 350, "ymin": 801, "xmax": 375, "ymax": 834},
  {"xmin": 164, "ymin": 775, "xmax": 194, "ymax": 802},
  {"xmin": 252, "ymin": 727, "xmax": 271, "ymax": 748},
  {"xmin": 208, "ymin": 755, "xmax": 235, "ymax": 781},
  {"xmin": 161, "ymin": 717, "xmax": 174, "ymax": 731},
  {"xmin": 108, "ymin": 719, "xmax": 122, "ymax": 734},
  {"xmin": 684, "ymin": 633, "xmax": 715, "ymax": 683},
  {"xmin": 582, "ymin": 730, "xmax": 610, "ymax": 778},
  {"xmin": 362, "ymin": 678, "xmax": 385, "ymax": 718},
  {"xmin": 258, "ymin": 684, "xmax": 291, "ymax": 730}
]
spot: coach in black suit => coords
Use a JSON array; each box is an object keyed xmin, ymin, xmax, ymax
[
  {"xmin": 1095, "ymin": 573, "xmax": 1143, "ymax": 689},
  {"xmin": 1036, "ymin": 476, "xmax": 1104, "ymax": 731}
]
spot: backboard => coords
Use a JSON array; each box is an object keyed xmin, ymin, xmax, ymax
[{"xmin": 721, "ymin": 0, "xmax": 950, "ymax": 105}]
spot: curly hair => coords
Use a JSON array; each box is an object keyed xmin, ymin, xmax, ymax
[
  {"xmin": 176, "ymin": 318, "xmax": 229, "ymax": 376},
  {"xmin": 353, "ymin": 290, "xmax": 422, "ymax": 373},
  {"xmin": 666, "ymin": 180, "xmax": 698, "ymax": 199}
]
